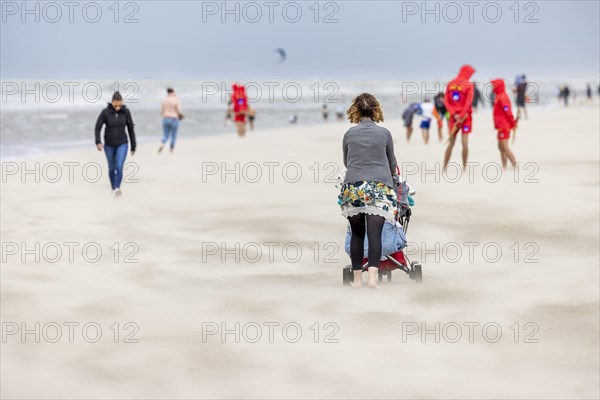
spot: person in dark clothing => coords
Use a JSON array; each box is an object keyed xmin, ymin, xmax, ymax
[
  {"xmin": 434, "ymin": 92, "xmax": 446, "ymax": 141},
  {"xmin": 95, "ymin": 92, "xmax": 136, "ymax": 197},
  {"xmin": 402, "ymin": 102, "xmax": 420, "ymax": 142},
  {"xmin": 516, "ymin": 74, "xmax": 528, "ymax": 119},
  {"xmin": 471, "ymin": 83, "xmax": 483, "ymax": 112},
  {"xmin": 586, "ymin": 84, "xmax": 592, "ymax": 101},
  {"xmin": 563, "ymin": 86, "xmax": 570, "ymax": 106}
]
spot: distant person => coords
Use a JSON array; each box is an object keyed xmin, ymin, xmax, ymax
[
  {"xmin": 322, "ymin": 104, "xmax": 329, "ymax": 122},
  {"xmin": 289, "ymin": 114, "xmax": 298, "ymax": 124},
  {"xmin": 224, "ymin": 98, "xmax": 233, "ymax": 126},
  {"xmin": 491, "ymin": 79, "xmax": 518, "ymax": 169},
  {"xmin": 563, "ymin": 85, "xmax": 570, "ymax": 106},
  {"xmin": 247, "ymin": 106, "xmax": 256, "ymax": 130},
  {"xmin": 515, "ymin": 74, "xmax": 528, "ymax": 120},
  {"xmin": 443, "ymin": 64, "xmax": 476, "ymax": 170},
  {"xmin": 336, "ymin": 106, "xmax": 345, "ymax": 121},
  {"xmin": 95, "ymin": 91, "xmax": 136, "ymax": 197},
  {"xmin": 402, "ymin": 102, "xmax": 420, "ymax": 142},
  {"xmin": 586, "ymin": 84, "xmax": 592, "ymax": 101},
  {"xmin": 419, "ymin": 98, "xmax": 437, "ymax": 144},
  {"xmin": 434, "ymin": 92, "xmax": 446, "ymax": 141},
  {"xmin": 471, "ymin": 83, "xmax": 483, "ymax": 112},
  {"xmin": 232, "ymin": 83, "xmax": 248, "ymax": 137},
  {"xmin": 338, "ymin": 92, "xmax": 398, "ymax": 288},
  {"xmin": 158, "ymin": 88, "xmax": 183, "ymax": 154}
]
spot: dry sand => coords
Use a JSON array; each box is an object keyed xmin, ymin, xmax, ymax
[{"xmin": 1, "ymin": 103, "xmax": 599, "ymax": 399}]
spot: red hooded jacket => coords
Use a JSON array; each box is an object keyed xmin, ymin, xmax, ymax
[
  {"xmin": 231, "ymin": 83, "xmax": 248, "ymax": 113},
  {"xmin": 444, "ymin": 65, "xmax": 476, "ymax": 119},
  {"xmin": 491, "ymin": 79, "xmax": 516, "ymax": 130}
]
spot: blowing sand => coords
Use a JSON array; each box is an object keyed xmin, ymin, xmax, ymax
[{"xmin": 1, "ymin": 104, "xmax": 599, "ymax": 399}]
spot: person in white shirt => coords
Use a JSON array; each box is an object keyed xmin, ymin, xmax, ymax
[{"xmin": 419, "ymin": 98, "xmax": 435, "ymax": 144}]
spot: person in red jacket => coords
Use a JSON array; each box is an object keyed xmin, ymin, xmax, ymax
[
  {"xmin": 491, "ymin": 78, "xmax": 518, "ymax": 169},
  {"xmin": 231, "ymin": 83, "xmax": 248, "ymax": 137},
  {"xmin": 443, "ymin": 64, "xmax": 476, "ymax": 170}
]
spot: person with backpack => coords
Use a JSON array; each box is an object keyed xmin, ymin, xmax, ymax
[{"xmin": 95, "ymin": 91, "xmax": 136, "ymax": 197}]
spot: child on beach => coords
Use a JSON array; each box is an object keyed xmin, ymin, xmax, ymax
[
  {"xmin": 418, "ymin": 98, "xmax": 441, "ymax": 144},
  {"xmin": 491, "ymin": 79, "xmax": 518, "ymax": 169}
]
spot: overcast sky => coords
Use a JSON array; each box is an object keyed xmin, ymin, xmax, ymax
[{"xmin": 1, "ymin": 0, "xmax": 599, "ymax": 81}]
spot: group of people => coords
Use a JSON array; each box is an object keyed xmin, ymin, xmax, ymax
[
  {"xmin": 322, "ymin": 104, "xmax": 346, "ymax": 122},
  {"xmin": 95, "ymin": 84, "xmax": 259, "ymax": 197},
  {"xmin": 401, "ymin": 65, "xmax": 520, "ymax": 171},
  {"xmin": 339, "ymin": 66, "xmax": 522, "ymax": 287},
  {"xmin": 94, "ymin": 88, "xmax": 186, "ymax": 197}
]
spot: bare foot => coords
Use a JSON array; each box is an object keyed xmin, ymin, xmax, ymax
[
  {"xmin": 352, "ymin": 270, "xmax": 362, "ymax": 288},
  {"xmin": 367, "ymin": 267, "xmax": 379, "ymax": 289},
  {"xmin": 158, "ymin": 145, "xmax": 164, "ymax": 154}
]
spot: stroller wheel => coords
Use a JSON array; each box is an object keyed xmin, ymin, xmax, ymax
[
  {"xmin": 378, "ymin": 271, "xmax": 383, "ymax": 282},
  {"xmin": 343, "ymin": 266, "xmax": 353, "ymax": 286},
  {"xmin": 387, "ymin": 270, "xmax": 392, "ymax": 282},
  {"xmin": 413, "ymin": 264, "xmax": 423, "ymax": 283}
]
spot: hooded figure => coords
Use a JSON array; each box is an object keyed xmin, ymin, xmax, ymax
[
  {"xmin": 491, "ymin": 78, "xmax": 517, "ymax": 139},
  {"xmin": 445, "ymin": 64, "xmax": 476, "ymax": 135}
]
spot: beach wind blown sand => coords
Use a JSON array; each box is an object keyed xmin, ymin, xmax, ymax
[{"xmin": 1, "ymin": 104, "xmax": 599, "ymax": 399}]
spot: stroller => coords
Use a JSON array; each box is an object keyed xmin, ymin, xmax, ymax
[{"xmin": 338, "ymin": 170, "xmax": 423, "ymax": 285}]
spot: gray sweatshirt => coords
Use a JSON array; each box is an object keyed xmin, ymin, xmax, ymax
[{"xmin": 342, "ymin": 120, "xmax": 398, "ymax": 188}]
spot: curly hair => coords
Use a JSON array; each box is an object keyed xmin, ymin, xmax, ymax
[{"xmin": 346, "ymin": 93, "xmax": 384, "ymax": 124}]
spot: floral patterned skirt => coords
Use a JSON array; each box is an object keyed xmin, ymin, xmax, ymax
[{"xmin": 338, "ymin": 181, "xmax": 398, "ymax": 222}]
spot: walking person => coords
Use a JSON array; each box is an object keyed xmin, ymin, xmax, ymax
[
  {"xmin": 443, "ymin": 64, "xmax": 476, "ymax": 170},
  {"xmin": 95, "ymin": 92, "xmax": 136, "ymax": 197},
  {"xmin": 434, "ymin": 92, "xmax": 446, "ymax": 142},
  {"xmin": 158, "ymin": 88, "xmax": 183, "ymax": 153},
  {"xmin": 338, "ymin": 93, "xmax": 398, "ymax": 289},
  {"xmin": 492, "ymin": 79, "xmax": 518, "ymax": 169},
  {"xmin": 515, "ymin": 74, "xmax": 528, "ymax": 120}
]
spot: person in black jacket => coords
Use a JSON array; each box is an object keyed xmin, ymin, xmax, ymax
[{"xmin": 95, "ymin": 92, "xmax": 136, "ymax": 197}]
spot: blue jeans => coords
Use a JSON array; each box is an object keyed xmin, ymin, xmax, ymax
[
  {"xmin": 104, "ymin": 144, "xmax": 128, "ymax": 190},
  {"xmin": 162, "ymin": 117, "xmax": 180, "ymax": 148}
]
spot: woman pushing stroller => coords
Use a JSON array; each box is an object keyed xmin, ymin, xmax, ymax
[{"xmin": 338, "ymin": 93, "xmax": 399, "ymax": 288}]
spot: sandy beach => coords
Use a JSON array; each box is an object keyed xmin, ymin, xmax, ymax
[{"xmin": 1, "ymin": 103, "xmax": 599, "ymax": 399}]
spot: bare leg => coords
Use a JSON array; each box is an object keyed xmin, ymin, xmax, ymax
[
  {"xmin": 499, "ymin": 140, "xmax": 508, "ymax": 169},
  {"xmin": 500, "ymin": 140, "xmax": 517, "ymax": 168},
  {"xmin": 438, "ymin": 125, "xmax": 443, "ymax": 142},
  {"xmin": 443, "ymin": 134, "xmax": 457, "ymax": 171},
  {"xmin": 461, "ymin": 134, "xmax": 469, "ymax": 169},
  {"xmin": 524, "ymin": 107, "xmax": 528, "ymax": 120},
  {"xmin": 422, "ymin": 129, "xmax": 429, "ymax": 144},
  {"xmin": 406, "ymin": 126, "xmax": 413, "ymax": 142},
  {"xmin": 236, "ymin": 122, "xmax": 246, "ymax": 137}
]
